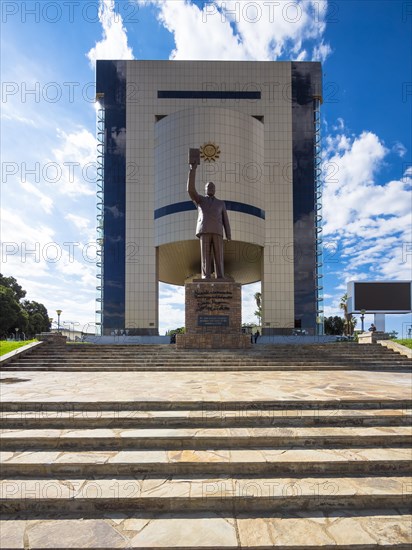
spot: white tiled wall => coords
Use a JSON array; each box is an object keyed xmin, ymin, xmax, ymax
[{"xmin": 125, "ymin": 61, "xmax": 294, "ymax": 331}]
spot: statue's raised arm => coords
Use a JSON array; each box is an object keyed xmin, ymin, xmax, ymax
[{"xmin": 187, "ymin": 161, "xmax": 200, "ymax": 205}]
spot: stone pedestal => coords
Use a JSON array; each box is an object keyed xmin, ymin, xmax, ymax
[
  {"xmin": 176, "ymin": 280, "xmax": 251, "ymax": 349},
  {"xmin": 37, "ymin": 333, "xmax": 67, "ymax": 348},
  {"xmin": 358, "ymin": 331, "xmax": 391, "ymax": 344}
]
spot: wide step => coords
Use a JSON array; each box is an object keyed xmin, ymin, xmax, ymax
[
  {"xmin": 1, "ymin": 475, "xmax": 411, "ymax": 514},
  {"xmin": 1, "ymin": 512, "xmax": 411, "ymax": 548},
  {"xmin": 1, "ymin": 407, "xmax": 410, "ymax": 429},
  {"xmin": 1, "ymin": 426, "xmax": 411, "ymax": 450},
  {"xmin": 2, "ymin": 447, "xmax": 411, "ymax": 476}
]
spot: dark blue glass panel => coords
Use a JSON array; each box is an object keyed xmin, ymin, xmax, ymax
[
  {"xmin": 154, "ymin": 200, "xmax": 265, "ymax": 220},
  {"xmin": 158, "ymin": 90, "xmax": 261, "ymax": 99},
  {"xmin": 96, "ymin": 61, "xmax": 127, "ymax": 333},
  {"xmin": 291, "ymin": 62, "xmax": 322, "ymax": 332},
  {"xmin": 224, "ymin": 201, "xmax": 265, "ymax": 220}
]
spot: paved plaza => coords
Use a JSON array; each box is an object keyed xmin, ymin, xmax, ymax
[{"xmin": 1, "ymin": 342, "xmax": 411, "ymax": 548}]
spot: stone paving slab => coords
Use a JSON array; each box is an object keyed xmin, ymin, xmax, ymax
[
  {"xmin": 1, "ymin": 407, "xmax": 410, "ymax": 433},
  {"xmin": 3, "ymin": 426, "xmax": 411, "ymax": 438},
  {"xmin": 1, "ymin": 370, "xmax": 411, "ymax": 404},
  {"xmin": 2, "ymin": 447, "xmax": 411, "ymax": 477},
  {"xmin": 1, "ymin": 475, "xmax": 410, "ymax": 501},
  {"xmin": 1, "ymin": 511, "xmax": 411, "ymax": 548},
  {"xmin": 236, "ymin": 511, "xmax": 412, "ymax": 547},
  {"xmin": 1, "ymin": 407, "xmax": 410, "ymax": 420},
  {"xmin": 1, "ymin": 426, "xmax": 411, "ymax": 450},
  {"xmin": 1, "ymin": 408, "xmax": 411, "ymax": 434}
]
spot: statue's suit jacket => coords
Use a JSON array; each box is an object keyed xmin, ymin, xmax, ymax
[
  {"xmin": 187, "ymin": 168, "xmax": 231, "ymax": 239},
  {"xmin": 193, "ymin": 195, "xmax": 231, "ymax": 238}
]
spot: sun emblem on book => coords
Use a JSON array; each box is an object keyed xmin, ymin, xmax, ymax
[{"xmin": 200, "ymin": 142, "xmax": 220, "ymax": 162}]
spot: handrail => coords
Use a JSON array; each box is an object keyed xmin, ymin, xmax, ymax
[
  {"xmin": 95, "ymin": 106, "xmax": 105, "ymax": 334},
  {"xmin": 313, "ymin": 96, "xmax": 324, "ymax": 334}
]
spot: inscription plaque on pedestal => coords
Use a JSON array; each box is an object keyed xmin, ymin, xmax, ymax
[
  {"xmin": 198, "ymin": 315, "xmax": 229, "ymax": 327},
  {"xmin": 176, "ymin": 280, "xmax": 251, "ymax": 349}
]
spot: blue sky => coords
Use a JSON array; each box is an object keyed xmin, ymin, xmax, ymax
[{"xmin": 1, "ymin": 0, "xmax": 411, "ymax": 336}]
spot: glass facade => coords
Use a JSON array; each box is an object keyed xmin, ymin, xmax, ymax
[
  {"xmin": 291, "ymin": 62, "xmax": 322, "ymax": 331},
  {"xmin": 96, "ymin": 61, "xmax": 127, "ymax": 333}
]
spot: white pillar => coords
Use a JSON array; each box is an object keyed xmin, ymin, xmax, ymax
[{"xmin": 374, "ymin": 313, "xmax": 386, "ymax": 332}]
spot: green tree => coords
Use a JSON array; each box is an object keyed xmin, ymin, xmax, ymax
[
  {"xmin": 324, "ymin": 316, "xmax": 345, "ymax": 335},
  {"xmin": 15, "ymin": 307, "xmax": 29, "ymax": 335},
  {"xmin": 0, "ymin": 275, "xmax": 49, "ymax": 338},
  {"xmin": 166, "ymin": 327, "xmax": 185, "ymax": 336},
  {"xmin": 0, "ymin": 274, "xmax": 26, "ymax": 301},
  {"xmin": 0, "ymin": 286, "xmax": 21, "ymax": 336},
  {"xmin": 22, "ymin": 300, "xmax": 50, "ymax": 336}
]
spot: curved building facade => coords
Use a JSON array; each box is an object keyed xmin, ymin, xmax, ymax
[
  {"xmin": 155, "ymin": 106, "xmax": 265, "ymax": 285},
  {"xmin": 96, "ymin": 60, "xmax": 323, "ymax": 335}
]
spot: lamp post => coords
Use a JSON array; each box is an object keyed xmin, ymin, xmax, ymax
[
  {"xmin": 360, "ymin": 310, "xmax": 365, "ymax": 332},
  {"xmin": 64, "ymin": 321, "xmax": 75, "ymax": 342},
  {"xmin": 56, "ymin": 310, "xmax": 62, "ymax": 333}
]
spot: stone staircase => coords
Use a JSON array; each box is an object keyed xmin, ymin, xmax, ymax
[
  {"xmin": 0, "ymin": 342, "xmax": 411, "ymax": 548},
  {"xmin": 3, "ymin": 342, "xmax": 412, "ymax": 371}
]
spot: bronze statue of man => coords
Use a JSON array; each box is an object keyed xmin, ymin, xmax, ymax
[{"xmin": 187, "ymin": 160, "xmax": 231, "ymax": 279}]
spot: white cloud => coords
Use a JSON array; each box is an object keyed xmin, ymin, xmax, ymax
[
  {"xmin": 0, "ymin": 208, "xmax": 55, "ymax": 279},
  {"xmin": 19, "ymin": 180, "xmax": 54, "ymax": 214},
  {"xmin": 65, "ymin": 213, "xmax": 91, "ymax": 231},
  {"xmin": 242, "ymin": 281, "xmax": 261, "ymax": 325},
  {"xmin": 159, "ymin": 284, "xmax": 185, "ymax": 305},
  {"xmin": 1, "ymin": 217, "xmax": 98, "ymax": 330},
  {"xmin": 65, "ymin": 213, "xmax": 95, "ymax": 242},
  {"xmin": 392, "ymin": 142, "xmax": 407, "ymax": 158},
  {"xmin": 1, "ymin": 110, "xmax": 37, "ymax": 127},
  {"xmin": 323, "ymin": 131, "xmax": 388, "ymax": 234},
  {"xmin": 312, "ymin": 40, "xmax": 332, "ymax": 62},
  {"xmin": 322, "ymin": 125, "xmax": 412, "ymax": 286},
  {"xmin": 158, "ymin": 303, "xmax": 185, "ymax": 334},
  {"xmin": 159, "ymin": 284, "xmax": 185, "ymax": 333},
  {"xmin": 295, "ymin": 50, "xmax": 308, "ymax": 61},
  {"xmin": 155, "ymin": 1, "xmax": 247, "ymax": 61},
  {"xmin": 87, "ymin": 0, "xmax": 134, "ymax": 67},
  {"xmin": 140, "ymin": 0, "xmax": 331, "ymax": 62},
  {"xmin": 51, "ymin": 128, "xmax": 97, "ymax": 197},
  {"xmin": 332, "ymin": 117, "xmax": 345, "ymax": 132},
  {"xmin": 54, "ymin": 250, "xmax": 97, "ymax": 289}
]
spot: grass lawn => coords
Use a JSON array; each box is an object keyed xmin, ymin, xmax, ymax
[
  {"xmin": 395, "ymin": 339, "xmax": 412, "ymax": 350},
  {"xmin": 0, "ymin": 340, "xmax": 37, "ymax": 356}
]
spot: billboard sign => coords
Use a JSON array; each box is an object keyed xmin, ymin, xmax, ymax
[{"xmin": 347, "ymin": 281, "xmax": 412, "ymax": 313}]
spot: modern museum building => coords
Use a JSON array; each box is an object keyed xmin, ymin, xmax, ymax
[{"xmin": 95, "ymin": 60, "xmax": 323, "ymax": 335}]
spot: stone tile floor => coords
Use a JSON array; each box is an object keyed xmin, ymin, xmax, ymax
[
  {"xmin": 1, "ymin": 369, "xmax": 411, "ymax": 404},
  {"xmin": 1, "ymin": 347, "xmax": 411, "ymax": 548},
  {"xmin": 1, "ymin": 511, "xmax": 411, "ymax": 548}
]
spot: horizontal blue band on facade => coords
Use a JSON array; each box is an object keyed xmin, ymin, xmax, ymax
[
  {"xmin": 158, "ymin": 90, "xmax": 261, "ymax": 99},
  {"xmin": 154, "ymin": 201, "xmax": 265, "ymax": 220}
]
